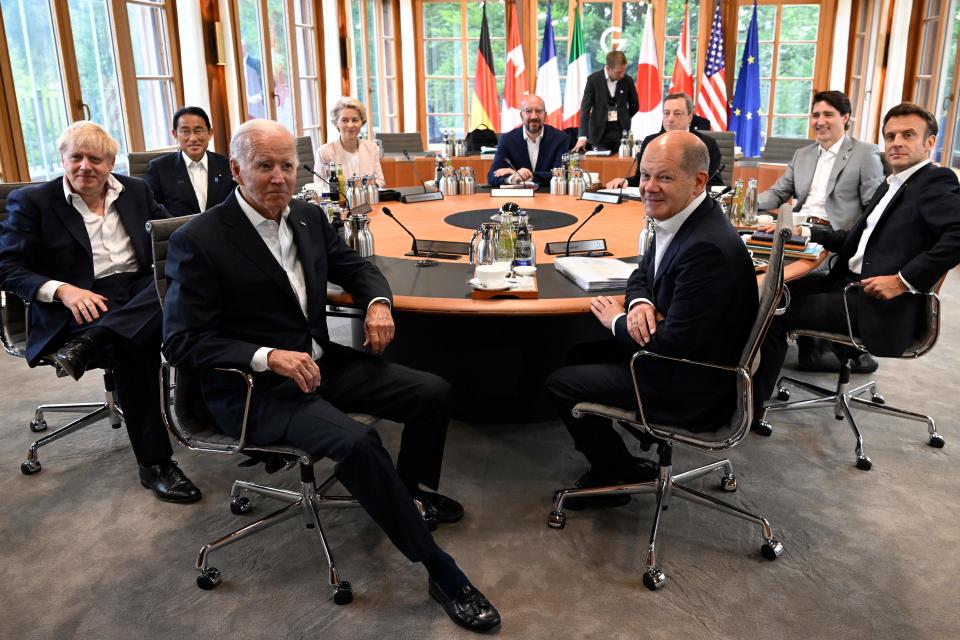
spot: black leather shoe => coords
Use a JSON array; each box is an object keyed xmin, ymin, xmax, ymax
[
  {"xmin": 797, "ymin": 351, "xmax": 841, "ymax": 373},
  {"xmin": 51, "ymin": 336, "xmax": 98, "ymax": 381},
  {"xmin": 139, "ymin": 460, "xmax": 202, "ymax": 503},
  {"xmin": 429, "ymin": 580, "xmax": 501, "ymax": 632},
  {"xmin": 850, "ymin": 353, "xmax": 879, "ymax": 374},
  {"xmin": 415, "ymin": 491, "xmax": 464, "ymax": 524}
]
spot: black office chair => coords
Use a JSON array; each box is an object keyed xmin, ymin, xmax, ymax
[
  {"xmin": 148, "ymin": 214, "xmax": 407, "ymax": 604},
  {"xmin": 548, "ymin": 228, "xmax": 793, "ymax": 591},
  {"xmin": 758, "ymin": 280, "xmax": 946, "ymax": 471},
  {"xmin": 126, "ymin": 151, "xmax": 170, "ymax": 179},
  {"xmin": 1, "ymin": 182, "xmax": 124, "ymax": 475}
]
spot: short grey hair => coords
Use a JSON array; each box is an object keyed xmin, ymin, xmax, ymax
[
  {"xmin": 229, "ymin": 119, "xmax": 297, "ymax": 169},
  {"xmin": 56, "ymin": 121, "xmax": 119, "ymax": 158},
  {"xmin": 330, "ymin": 97, "xmax": 368, "ymax": 126}
]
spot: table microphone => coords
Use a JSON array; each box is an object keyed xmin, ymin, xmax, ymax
[
  {"xmin": 401, "ymin": 150, "xmax": 444, "ymax": 203},
  {"xmin": 381, "ymin": 207, "xmax": 437, "ymax": 267},
  {"xmin": 565, "ymin": 203, "xmax": 604, "ymax": 256}
]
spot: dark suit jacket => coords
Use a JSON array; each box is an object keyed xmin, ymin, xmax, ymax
[
  {"xmin": 162, "ymin": 192, "xmax": 392, "ymax": 444},
  {"xmin": 577, "ymin": 70, "xmax": 639, "ymax": 147},
  {"xmin": 628, "ymin": 128, "xmax": 724, "ymax": 187},
  {"xmin": 486, "ymin": 125, "xmax": 570, "ymax": 188},
  {"xmin": 143, "ymin": 150, "xmax": 236, "ymax": 215},
  {"xmin": 614, "ymin": 196, "xmax": 758, "ymax": 429},
  {"xmin": 0, "ymin": 175, "xmax": 166, "ymax": 365},
  {"xmin": 812, "ymin": 162, "xmax": 960, "ymax": 356}
]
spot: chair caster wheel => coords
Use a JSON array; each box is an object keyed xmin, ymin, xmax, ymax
[
  {"xmin": 856, "ymin": 456, "xmax": 872, "ymax": 471},
  {"xmin": 776, "ymin": 388, "xmax": 790, "ymax": 401},
  {"xmin": 333, "ymin": 581, "xmax": 353, "ymax": 605},
  {"xmin": 21, "ymin": 460, "xmax": 41, "ymax": 475},
  {"xmin": 547, "ymin": 510, "xmax": 566, "ymax": 529},
  {"xmin": 761, "ymin": 540, "xmax": 784, "ymax": 560},
  {"xmin": 642, "ymin": 568, "xmax": 666, "ymax": 591},
  {"xmin": 871, "ymin": 393, "xmax": 885, "ymax": 405},
  {"xmin": 720, "ymin": 474, "xmax": 737, "ymax": 492},
  {"xmin": 230, "ymin": 496, "xmax": 252, "ymax": 515},
  {"xmin": 929, "ymin": 434, "xmax": 945, "ymax": 449},
  {"xmin": 30, "ymin": 419, "xmax": 47, "ymax": 432},
  {"xmin": 752, "ymin": 420, "xmax": 773, "ymax": 437},
  {"xmin": 196, "ymin": 567, "xmax": 222, "ymax": 590}
]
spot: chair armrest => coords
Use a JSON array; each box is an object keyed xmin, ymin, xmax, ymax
[
  {"xmin": 1, "ymin": 290, "xmax": 29, "ymax": 358},
  {"xmin": 627, "ymin": 351, "xmax": 751, "ymax": 447},
  {"xmin": 159, "ymin": 361, "xmax": 255, "ymax": 454},
  {"xmin": 842, "ymin": 281, "xmax": 941, "ymax": 357}
]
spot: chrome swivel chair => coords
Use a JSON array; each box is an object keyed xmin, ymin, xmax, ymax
[
  {"xmin": 1, "ymin": 182, "xmax": 123, "ymax": 476},
  {"xmin": 758, "ymin": 280, "xmax": 945, "ymax": 471},
  {"xmin": 149, "ymin": 215, "xmax": 380, "ymax": 604},
  {"xmin": 548, "ymin": 228, "xmax": 793, "ymax": 591}
]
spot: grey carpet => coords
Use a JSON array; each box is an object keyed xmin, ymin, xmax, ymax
[{"xmin": 2, "ymin": 285, "xmax": 959, "ymax": 640}]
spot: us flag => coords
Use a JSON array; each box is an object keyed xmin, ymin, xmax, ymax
[{"xmin": 695, "ymin": 3, "xmax": 727, "ymax": 131}]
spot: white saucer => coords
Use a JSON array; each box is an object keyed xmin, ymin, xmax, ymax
[{"xmin": 469, "ymin": 277, "xmax": 510, "ymax": 291}]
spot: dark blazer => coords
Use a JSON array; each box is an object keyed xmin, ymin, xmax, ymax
[
  {"xmin": 577, "ymin": 70, "xmax": 639, "ymax": 147},
  {"xmin": 0, "ymin": 175, "xmax": 166, "ymax": 365},
  {"xmin": 812, "ymin": 162, "xmax": 960, "ymax": 356},
  {"xmin": 162, "ymin": 192, "xmax": 392, "ymax": 444},
  {"xmin": 487, "ymin": 125, "xmax": 570, "ymax": 188},
  {"xmin": 143, "ymin": 150, "xmax": 236, "ymax": 215},
  {"xmin": 614, "ymin": 196, "xmax": 758, "ymax": 428},
  {"xmin": 628, "ymin": 128, "xmax": 725, "ymax": 187}
]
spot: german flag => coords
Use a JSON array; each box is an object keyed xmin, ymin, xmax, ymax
[{"xmin": 469, "ymin": 3, "xmax": 500, "ymax": 131}]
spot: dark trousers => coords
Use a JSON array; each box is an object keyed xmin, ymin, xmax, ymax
[
  {"xmin": 547, "ymin": 340, "xmax": 637, "ymax": 471},
  {"xmin": 280, "ymin": 348, "xmax": 451, "ymax": 562},
  {"xmin": 753, "ymin": 272, "xmax": 858, "ymax": 414},
  {"xmin": 595, "ymin": 121, "xmax": 623, "ymax": 152},
  {"xmin": 58, "ymin": 272, "xmax": 171, "ymax": 465}
]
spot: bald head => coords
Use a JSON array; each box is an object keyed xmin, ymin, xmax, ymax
[
  {"xmin": 638, "ymin": 131, "xmax": 709, "ymax": 221},
  {"xmin": 230, "ymin": 119, "xmax": 296, "ymax": 170}
]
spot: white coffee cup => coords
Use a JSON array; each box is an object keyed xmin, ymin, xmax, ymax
[
  {"xmin": 757, "ymin": 214, "xmax": 774, "ymax": 226},
  {"xmin": 475, "ymin": 264, "xmax": 509, "ymax": 287}
]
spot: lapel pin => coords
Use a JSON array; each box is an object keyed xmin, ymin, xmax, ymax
[{"xmin": 299, "ymin": 219, "xmax": 307, "ymax": 227}]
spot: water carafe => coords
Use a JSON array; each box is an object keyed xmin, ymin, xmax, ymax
[
  {"xmin": 345, "ymin": 213, "xmax": 374, "ymax": 257},
  {"xmin": 550, "ymin": 167, "xmax": 566, "ymax": 195},
  {"xmin": 567, "ymin": 168, "xmax": 587, "ymax": 198},
  {"xmin": 439, "ymin": 166, "xmax": 459, "ymax": 196},
  {"xmin": 469, "ymin": 222, "xmax": 500, "ymax": 265},
  {"xmin": 364, "ymin": 175, "xmax": 380, "ymax": 204},
  {"xmin": 458, "ymin": 166, "xmax": 476, "ymax": 195}
]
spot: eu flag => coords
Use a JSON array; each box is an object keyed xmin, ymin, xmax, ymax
[{"xmin": 730, "ymin": 1, "xmax": 762, "ymax": 157}]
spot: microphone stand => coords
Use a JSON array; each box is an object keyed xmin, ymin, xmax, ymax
[
  {"xmin": 565, "ymin": 204, "xmax": 604, "ymax": 256},
  {"xmin": 381, "ymin": 207, "xmax": 438, "ymax": 266},
  {"xmin": 400, "ymin": 150, "xmax": 444, "ymax": 203}
]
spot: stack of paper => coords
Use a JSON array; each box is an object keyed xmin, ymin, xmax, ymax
[{"xmin": 555, "ymin": 257, "xmax": 638, "ymax": 291}]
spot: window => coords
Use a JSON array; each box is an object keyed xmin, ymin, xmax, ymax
[
  {"xmin": 912, "ymin": 0, "xmax": 943, "ymax": 111},
  {"xmin": 349, "ymin": 0, "xmax": 401, "ymax": 134},
  {"xmin": 232, "ymin": 0, "xmax": 325, "ymax": 141},
  {"xmin": 846, "ymin": 0, "xmax": 881, "ymax": 141},
  {"xmin": 421, "ymin": 0, "xmax": 504, "ymax": 143},
  {"xmin": 934, "ymin": 0, "xmax": 960, "ymax": 168},
  {"xmin": 734, "ymin": 1, "xmax": 825, "ymax": 139},
  {"xmin": 0, "ymin": 0, "xmax": 183, "ymax": 180}
]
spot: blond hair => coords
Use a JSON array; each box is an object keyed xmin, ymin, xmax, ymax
[
  {"xmin": 330, "ymin": 97, "xmax": 368, "ymax": 126},
  {"xmin": 56, "ymin": 121, "xmax": 119, "ymax": 158}
]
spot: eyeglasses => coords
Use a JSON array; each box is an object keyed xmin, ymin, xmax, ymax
[
  {"xmin": 177, "ymin": 127, "xmax": 210, "ymax": 138},
  {"xmin": 521, "ymin": 108, "xmax": 546, "ymax": 115}
]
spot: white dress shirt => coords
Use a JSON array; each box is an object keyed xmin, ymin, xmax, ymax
[
  {"xmin": 519, "ymin": 128, "xmax": 542, "ymax": 182},
  {"xmin": 847, "ymin": 159, "xmax": 930, "ymax": 291},
  {"xmin": 798, "ymin": 137, "xmax": 843, "ymax": 220},
  {"xmin": 237, "ymin": 191, "xmax": 323, "ymax": 371},
  {"xmin": 612, "ymin": 191, "xmax": 707, "ymax": 335},
  {"xmin": 183, "ymin": 151, "xmax": 208, "ymax": 212},
  {"xmin": 37, "ymin": 175, "xmax": 140, "ymax": 302}
]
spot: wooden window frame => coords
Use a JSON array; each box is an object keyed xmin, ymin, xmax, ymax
[
  {"xmin": 346, "ymin": 0, "xmax": 403, "ymax": 133},
  {"xmin": 727, "ymin": 0, "xmax": 836, "ymax": 140}
]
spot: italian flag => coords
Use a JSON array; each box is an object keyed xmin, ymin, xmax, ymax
[{"xmin": 562, "ymin": 3, "xmax": 589, "ymax": 129}]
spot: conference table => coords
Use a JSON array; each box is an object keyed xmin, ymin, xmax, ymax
[{"xmin": 327, "ymin": 192, "xmax": 822, "ymax": 421}]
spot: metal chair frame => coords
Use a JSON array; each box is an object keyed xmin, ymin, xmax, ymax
[
  {"xmin": 1, "ymin": 291, "xmax": 123, "ymax": 476},
  {"xmin": 760, "ymin": 281, "xmax": 945, "ymax": 471},
  {"xmin": 548, "ymin": 228, "xmax": 794, "ymax": 591},
  {"xmin": 148, "ymin": 215, "xmax": 369, "ymax": 604}
]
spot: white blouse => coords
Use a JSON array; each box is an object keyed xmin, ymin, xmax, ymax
[{"xmin": 317, "ymin": 138, "xmax": 385, "ymax": 188}]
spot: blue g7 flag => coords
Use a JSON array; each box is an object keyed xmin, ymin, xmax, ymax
[{"xmin": 730, "ymin": 1, "xmax": 762, "ymax": 157}]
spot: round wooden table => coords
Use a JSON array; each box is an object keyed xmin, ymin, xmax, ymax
[{"xmin": 326, "ymin": 193, "xmax": 822, "ymax": 421}]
